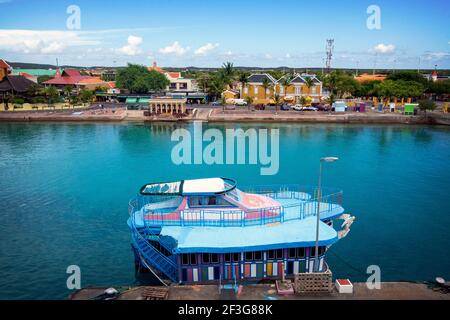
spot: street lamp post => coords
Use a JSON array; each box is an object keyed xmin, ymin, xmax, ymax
[{"xmin": 314, "ymin": 156, "xmax": 339, "ymax": 272}]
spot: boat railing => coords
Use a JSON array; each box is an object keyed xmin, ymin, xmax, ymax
[{"xmin": 129, "ymin": 184, "xmax": 343, "ymax": 227}]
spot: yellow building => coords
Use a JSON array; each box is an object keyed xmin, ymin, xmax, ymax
[
  {"xmin": 241, "ymin": 73, "xmax": 323, "ymax": 104},
  {"xmin": 222, "ymin": 89, "xmax": 239, "ymax": 103}
]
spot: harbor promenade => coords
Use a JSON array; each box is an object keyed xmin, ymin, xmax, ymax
[{"xmin": 1, "ymin": 105, "xmax": 449, "ymax": 125}]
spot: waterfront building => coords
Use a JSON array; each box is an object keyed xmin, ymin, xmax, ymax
[
  {"xmin": 148, "ymin": 62, "xmax": 197, "ymax": 93},
  {"xmin": 148, "ymin": 97, "xmax": 187, "ymax": 114},
  {"xmin": 241, "ymin": 73, "xmax": 323, "ymax": 104},
  {"xmin": 128, "ymin": 178, "xmax": 353, "ymax": 284},
  {"xmin": 43, "ymin": 69, "xmax": 114, "ymax": 91},
  {"xmin": 222, "ymin": 89, "xmax": 239, "ymax": 103}
]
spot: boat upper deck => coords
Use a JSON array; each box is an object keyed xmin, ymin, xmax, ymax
[
  {"xmin": 159, "ymin": 216, "xmax": 338, "ymax": 253},
  {"xmin": 129, "ymin": 184, "xmax": 344, "ymax": 228}
]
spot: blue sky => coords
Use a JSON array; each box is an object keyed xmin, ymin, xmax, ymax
[{"xmin": 0, "ymin": 0, "xmax": 449, "ymax": 69}]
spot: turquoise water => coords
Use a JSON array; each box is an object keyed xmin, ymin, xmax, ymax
[{"xmin": 0, "ymin": 122, "xmax": 449, "ymax": 299}]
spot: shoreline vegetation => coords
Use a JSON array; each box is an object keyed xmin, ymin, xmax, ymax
[{"xmin": 1, "ymin": 106, "xmax": 449, "ymax": 125}]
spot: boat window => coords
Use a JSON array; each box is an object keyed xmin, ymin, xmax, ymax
[
  {"xmin": 211, "ymin": 253, "xmax": 219, "ymax": 263},
  {"xmin": 190, "ymin": 253, "xmax": 197, "ymax": 265},
  {"xmin": 310, "ymin": 246, "xmax": 326, "ymax": 257},
  {"xmin": 188, "ymin": 196, "xmax": 234, "ymax": 207},
  {"xmin": 182, "ymin": 254, "xmax": 189, "ymax": 265},
  {"xmin": 245, "ymin": 251, "xmax": 253, "ymax": 261},
  {"xmin": 297, "ymin": 248, "xmax": 305, "ymax": 258},
  {"xmin": 202, "ymin": 253, "xmax": 210, "ymax": 264},
  {"xmin": 254, "ymin": 251, "xmax": 262, "ymax": 261},
  {"xmin": 267, "ymin": 250, "xmax": 275, "ymax": 260},
  {"xmin": 276, "ymin": 249, "xmax": 284, "ymax": 259},
  {"xmin": 289, "ymin": 248, "xmax": 296, "ymax": 258},
  {"xmin": 232, "ymin": 253, "xmax": 240, "ymax": 262},
  {"xmin": 224, "ymin": 253, "xmax": 231, "ymax": 262}
]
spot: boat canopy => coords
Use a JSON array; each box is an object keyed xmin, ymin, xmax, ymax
[{"xmin": 140, "ymin": 177, "xmax": 236, "ymax": 196}]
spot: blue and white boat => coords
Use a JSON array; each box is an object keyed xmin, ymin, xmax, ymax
[{"xmin": 127, "ymin": 177, "xmax": 353, "ymax": 284}]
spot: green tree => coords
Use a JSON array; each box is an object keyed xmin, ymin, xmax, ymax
[
  {"xmin": 244, "ymin": 95, "xmax": 254, "ymax": 106},
  {"xmin": 63, "ymin": 85, "xmax": 73, "ymax": 99},
  {"xmin": 116, "ymin": 63, "xmax": 169, "ymax": 93},
  {"xmin": 44, "ymin": 86, "xmax": 59, "ymax": 109},
  {"xmin": 325, "ymin": 93, "xmax": 336, "ymax": 108},
  {"xmin": 323, "ymin": 70, "xmax": 359, "ymax": 98},
  {"xmin": 418, "ymin": 99, "xmax": 436, "ymax": 118},
  {"xmin": 79, "ymin": 89, "xmax": 94, "ymax": 103},
  {"xmin": 37, "ymin": 75, "xmax": 53, "ymax": 84},
  {"xmin": 221, "ymin": 62, "xmax": 235, "ymax": 89}
]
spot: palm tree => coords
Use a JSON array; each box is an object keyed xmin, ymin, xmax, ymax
[
  {"xmin": 262, "ymin": 78, "xmax": 273, "ymax": 100},
  {"xmin": 273, "ymin": 93, "xmax": 281, "ymax": 114},
  {"xmin": 44, "ymin": 86, "xmax": 59, "ymax": 109},
  {"xmin": 326, "ymin": 93, "xmax": 336, "ymax": 112},
  {"xmin": 244, "ymin": 96, "xmax": 253, "ymax": 110},
  {"xmin": 222, "ymin": 61, "xmax": 234, "ymax": 78},
  {"xmin": 63, "ymin": 85, "xmax": 73, "ymax": 103},
  {"xmin": 221, "ymin": 62, "xmax": 235, "ymax": 89},
  {"xmin": 196, "ymin": 73, "xmax": 210, "ymax": 93},
  {"xmin": 280, "ymin": 76, "xmax": 291, "ymax": 102},
  {"xmin": 238, "ymin": 72, "xmax": 248, "ymax": 97},
  {"xmin": 305, "ymin": 77, "xmax": 315, "ymax": 93}
]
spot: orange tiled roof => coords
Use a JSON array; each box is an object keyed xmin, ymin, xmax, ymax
[
  {"xmin": 355, "ymin": 73, "xmax": 387, "ymax": 82},
  {"xmin": 148, "ymin": 61, "xmax": 165, "ymax": 73},
  {"xmin": 77, "ymin": 77, "xmax": 104, "ymax": 84}
]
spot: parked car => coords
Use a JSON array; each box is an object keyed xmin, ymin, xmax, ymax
[
  {"xmin": 316, "ymin": 104, "xmax": 330, "ymax": 111},
  {"xmin": 292, "ymin": 104, "xmax": 303, "ymax": 111},
  {"xmin": 234, "ymin": 99, "xmax": 248, "ymax": 106},
  {"xmin": 280, "ymin": 103, "xmax": 291, "ymax": 111},
  {"xmin": 254, "ymin": 104, "xmax": 265, "ymax": 110},
  {"xmin": 301, "ymin": 106, "xmax": 318, "ymax": 111},
  {"xmin": 211, "ymin": 101, "xmax": 222, "ymax": 106}
]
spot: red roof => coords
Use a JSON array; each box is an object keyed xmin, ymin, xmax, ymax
[
  {"xmin": 43, "ymin": 68, "xmax": 90, "ymax": 85},
  {"xmin": 0, "ymin": 59, "xmax": 11, "ymax": 69},
  {"xmin": 167, "ymin": 72, "xmax": 181, "ymax": 79}
]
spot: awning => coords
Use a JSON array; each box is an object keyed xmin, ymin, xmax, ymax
[
  {"xmin": 138, "ymin": 97, "xmax": 150, "ymax": 104},
  {"xmin": 125, "ymin": 97, "xmax": 138, "ymax": 103}
]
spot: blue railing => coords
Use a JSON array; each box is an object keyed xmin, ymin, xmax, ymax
[
  {"xmin": 128, "ymin": 184, "xmax": 343, "ymax": 227},
  {"xmin": 130, "ymin": 206, "xmax": 179, "ymax": 282}
]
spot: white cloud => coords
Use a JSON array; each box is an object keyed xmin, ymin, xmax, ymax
[
  {"xmin": 285, "ymin": 53, "xmax": 291, "ymax": 58},
  {"xmin": 264, "ymin": 54, "xmax": 272, "ymax": 59},
  {"xmin": 159, "ymin": 41, "xmax": 189, "ymax": 56},
  {"xmin": 117, "ymin": 35, "xmax": 143, "ymax": 56},
  {"xmin": 0, "ymin": 29, "xmax": 98, "ymax": 54},
  {"xmin": 223, "ymin": 50, "xmax": 233, "ymax": 56},
  {"xmin": 372, "ymin": 43, "xmax": 396, "ymax": 54},
  {"xmin": 194, "ymin": 43, "xmax": 219, "ymax": 56},
  {"xmin": 422, "ymin": 51, "xmax": 450, "ymax": 61}
]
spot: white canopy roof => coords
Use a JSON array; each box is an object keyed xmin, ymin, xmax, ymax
[
  {"xmin": 182, "ymin": 178, "xmax": 226, "ymax": 195},
  {"xmin": 140, "ymin": 177, "xmax": 235, "ymax": 196}
]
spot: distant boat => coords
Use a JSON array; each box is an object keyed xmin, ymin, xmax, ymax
[{"xmin": 127, "ymin": 177, "xmax": 351, "ymax": 284}]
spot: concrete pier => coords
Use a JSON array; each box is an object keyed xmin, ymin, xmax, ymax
[{"xmin": 69, "ymin": 282, "xmax": 450, "ymax": 300}]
